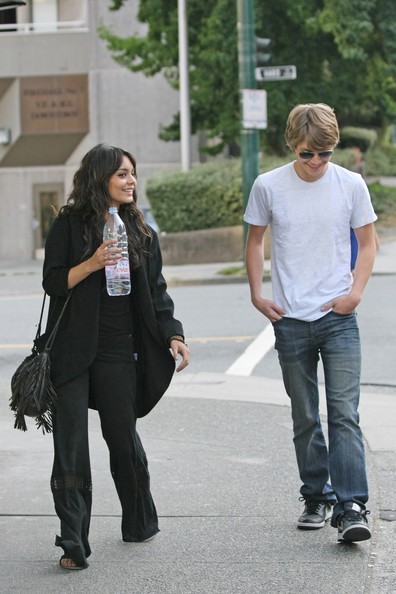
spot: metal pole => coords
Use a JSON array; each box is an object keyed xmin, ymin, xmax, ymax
[
  {"xmin": 237, "ymin": 0, "xmax": 259, "ymax": 248},
  {"xmin": 178, "ymin": 0, "xmax": 191, "ymax": 172}
]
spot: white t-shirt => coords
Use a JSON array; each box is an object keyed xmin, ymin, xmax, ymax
[{"xmin": 244, "ymin": 162, "xmax": 377, "ymax": 322}]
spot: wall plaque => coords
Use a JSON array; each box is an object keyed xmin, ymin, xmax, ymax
[{"xmin": 20, "ymin": 74, "xmax": 89, "ymax": 134}]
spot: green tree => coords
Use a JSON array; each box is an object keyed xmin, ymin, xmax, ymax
[{"xmin": 99, "ymin": 0, "xmax": 396, "ymax": 154}]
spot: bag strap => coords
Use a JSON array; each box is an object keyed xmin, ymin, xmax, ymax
[
  {"xmin": 34, "ymin": 292, "xmax": 47, "ymax": 343},
  {"xmin": 44, "ymin": 290, "xmax": 73, "ymax": 352}
]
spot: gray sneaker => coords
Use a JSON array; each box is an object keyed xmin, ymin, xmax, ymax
[
  {"xmin": 297, "ymin": 499, "xmax": 333, "ymax": 529},
  {"xmin": 337, "ymin": 503, "xmax": 371, "ymax": 542}
]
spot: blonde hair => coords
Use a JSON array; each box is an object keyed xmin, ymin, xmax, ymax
[{"xmin": 284, "ymin": 103, "xmax": 340, "ymax": 151}]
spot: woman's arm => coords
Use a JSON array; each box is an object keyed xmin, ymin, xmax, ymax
[{"xmin": 43, "ymin": 216, "xmax": 121, "ymax": 292}]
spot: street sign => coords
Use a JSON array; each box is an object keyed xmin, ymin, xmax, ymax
[
  {"xmin": 255, "ymin": 65, "xmax": 297, "ymax": 82},
  {"xmin": 242, "ymin": 89, "xmax": 267, "ymax": 130}
]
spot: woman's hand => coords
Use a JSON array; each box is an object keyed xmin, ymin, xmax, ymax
[
  {"xmin": 67, "ymin": 240, "xmax": 121, "ymax": 288},
  {"xmin": 170, "ymin": 339, "xmax": 190, "ymax": 372},
  {"xmin": 91, "ymin": 240, "xmax": 122, "ymax": 271}
]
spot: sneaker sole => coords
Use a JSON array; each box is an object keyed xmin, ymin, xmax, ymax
[
  {"xmin": 338, "ymin": 525, "xmax": 371, "ymax": 542},
  {"xmin": 298, "ymin": 522, "xmax": 326, "ymax": 530},
  {"xmin": 297, "ymin": 509, "xmax": 332, "ymax": 530}
]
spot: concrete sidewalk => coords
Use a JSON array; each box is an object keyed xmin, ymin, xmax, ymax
[
  {"xmin": 0, "ymin": 370, "xmax": 395, "ymax": 593},
  {"xmin": 0, "ymin": 239, "xmax": 395, "ymax": 592}
]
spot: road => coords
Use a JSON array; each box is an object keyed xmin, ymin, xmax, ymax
[
  {"xmin": 167, "ymin": 275, "xmax": 396, "ymax": 391},
  {"xmin": 1, "ymin": 274, "xmax": 396, "ymax": 392}
]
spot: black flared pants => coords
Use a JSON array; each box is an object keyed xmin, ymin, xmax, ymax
[{"xmin": 51, "ymin": 346, "xmax": 159, "ymax": 566}]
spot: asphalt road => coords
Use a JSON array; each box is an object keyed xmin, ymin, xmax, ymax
[{"xmin": 1, "ymin": 273, "xmax": 396, "ymax": 389}]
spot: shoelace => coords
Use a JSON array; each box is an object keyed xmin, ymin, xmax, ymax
[
  {"xmin": 304, "ymin": 500, "xmax": 326, "ymax": 515},
  {"xmin": 342, "ymin": 509, "xmax": 370, "ymax": 521}
]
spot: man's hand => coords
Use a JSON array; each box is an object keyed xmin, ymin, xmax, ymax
[
  {"xmin": 321, "ymin": 293, "xmax": 360, "ymax": 314},
  {"xmin": 252, "ymin": 295, "xmax": 286, "ymax": 322}
]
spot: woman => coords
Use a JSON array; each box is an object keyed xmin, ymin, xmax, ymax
[{"xmin": 42, "ymin": 143, "xmax": 190, "ymax": 570}]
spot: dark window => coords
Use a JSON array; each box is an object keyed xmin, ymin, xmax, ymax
[{"xmin": 0, "ymin": 7, "xmax": 17, "ymax": 31}]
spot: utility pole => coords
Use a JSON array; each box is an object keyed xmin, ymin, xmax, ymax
[
  {"xmin": 178, "ymin": 0, "xmax": 191, "ymax": 172},
  {"xmin": 237, "ymin": 0, "xmax": 259, "ymax": 247}
]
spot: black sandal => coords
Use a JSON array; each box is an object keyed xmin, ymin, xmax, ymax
[{"xmin": 59, "ymin": 554, "xmax": 88, "ymax": 570}]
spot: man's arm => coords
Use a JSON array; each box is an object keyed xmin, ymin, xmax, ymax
[
  {"xmin": 351, "ymin": 222, "xmax": 377, "ymax": 300},
  {"xmin": 321, "ymin": 222, "xmax": 377, "ymax": 314},
  {"xmin": 245, "ymin": 224, "xmax": 286, "ymax": 322}
]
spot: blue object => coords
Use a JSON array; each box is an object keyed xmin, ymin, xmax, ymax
[{"xmin": 350, "ymin": 228, "xmax": 358, "ymax": 270}]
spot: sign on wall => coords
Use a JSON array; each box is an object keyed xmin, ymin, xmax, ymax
[{"xmin": 20, "ymin": 74, "xmax": 89, "ymax": 135}]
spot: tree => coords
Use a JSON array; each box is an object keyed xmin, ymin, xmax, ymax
[
  {"xmin": 99, "ymin": 0, "xmax": 239, "ymax": 154},
  {"xmin": 99, "ymin": 0, "xmax": 396, "ymax": 154}
]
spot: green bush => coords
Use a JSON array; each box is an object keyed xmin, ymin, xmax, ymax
[
  {"xmin": 331, "ymin": 148, "xmax": 356, "ymax": 169},
  {"xmin": 339, "ymin": 127, "xmax": 378, "ymax": 152},
  {"xmin": 147, "ymin": 160, "xmax": 243, "ymax": 233},
  {"xmin": 364, "ymin": 147, "xmax": 396, "ymax": 176},
  {"xmin": 147, "ymin": 155, "xmax": 293, "ymax": 233},
  {"xmin": 367, "ymin": 182, "xmax": 396, "ymax": 214}
]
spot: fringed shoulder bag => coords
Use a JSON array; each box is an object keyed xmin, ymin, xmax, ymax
[{"xmin": 9, "ymin": 291, "xmax": 72, "ymax": 433}]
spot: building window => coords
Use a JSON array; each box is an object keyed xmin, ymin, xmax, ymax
[{"xmin": 0, "ymin": 8, "xmax": 17, "ymax": 31}]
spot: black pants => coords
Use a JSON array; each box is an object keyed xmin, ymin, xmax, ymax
[{"xmin": 51, "ymin": 343, "xmax": 159, "ymax": 566}]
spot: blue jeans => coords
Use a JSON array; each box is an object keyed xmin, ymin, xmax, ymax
[{"xmin": 273, "ymin": 311, "xmax": 368, "ymax": 524}]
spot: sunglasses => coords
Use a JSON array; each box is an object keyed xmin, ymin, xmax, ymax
[{"xmin": 298, "ymin": 150, "xmax": 333, "ymax": 160}]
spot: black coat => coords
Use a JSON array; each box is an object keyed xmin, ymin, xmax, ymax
[{"xmin": 42, "ymin": 213, "xmax": 184, "ymax": 417}]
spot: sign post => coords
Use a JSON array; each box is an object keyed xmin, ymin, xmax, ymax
[{"xmin": 237, "ymin": 0, "xmax": 259, "ymax": 250}]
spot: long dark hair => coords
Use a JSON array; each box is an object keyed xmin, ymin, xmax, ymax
[{"xmin": 59, "ymin": 143, "xmax": 152, "ymax": 267}]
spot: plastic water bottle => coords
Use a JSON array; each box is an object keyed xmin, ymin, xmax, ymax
[{"xmin": 103, "ymin": 207, "xmax": 131, "ymax": 296}]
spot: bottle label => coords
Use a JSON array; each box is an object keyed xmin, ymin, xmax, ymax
[
  {"xmin": 106, "ymin": 257, "xmax": 130, "ymax": 278},
  {"xmin": 116, "ymin": 257, "xmax": 130, "ymax": 275}
]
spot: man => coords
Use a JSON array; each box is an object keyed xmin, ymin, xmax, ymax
[{"xmin": 244, "ymin": 103, "xmax": 377, "ymax": 542}]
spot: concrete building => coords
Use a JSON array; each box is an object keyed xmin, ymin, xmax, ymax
[{"xmin": 0, "ymin": 0, "xmax": 196, "ymax": 260}]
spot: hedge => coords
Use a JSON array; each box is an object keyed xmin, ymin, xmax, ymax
[
  {"xmin": 367, "ymin": 181, "xmax": 396, "ymax": 215},
  {"xmin": 146, "ymin": 160, "xmax": 243, "ymax": 233},
  {"xmin": 339, "ymin": 127, "xmax": 378, "ymax": 152}
]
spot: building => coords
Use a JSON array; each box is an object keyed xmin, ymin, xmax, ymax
[{"xmin": 0, "ymin": 0, "xmax": 196, "ymax": 259}]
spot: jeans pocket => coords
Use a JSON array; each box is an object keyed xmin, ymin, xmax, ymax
[
  {"xmin": 272, "ymin": 316, "xmax": 285, "ymax": 326},
  {"xmin": 330, "ymin": 310, "xmax": 356, "ymax": 318}
]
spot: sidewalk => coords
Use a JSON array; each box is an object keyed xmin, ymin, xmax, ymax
[
  {"xmin": 0, "ymin": 240, "xmax": 395, "ymax": 593},
  {"xmin": 0, "ymin": 371, "xmax": 395, "ymax": 593}
]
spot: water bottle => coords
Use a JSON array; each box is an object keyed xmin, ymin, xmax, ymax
[{"xmin": 103, "ymin": 207, "xmax": 131, "ymax": 296}]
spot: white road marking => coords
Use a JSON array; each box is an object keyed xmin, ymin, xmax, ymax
[{"xmin": 225, "ymin": 323, "xmax": 275, "ymax": 377}]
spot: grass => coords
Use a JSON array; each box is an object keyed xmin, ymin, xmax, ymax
[{"xmin": 218, "ymin": 265, "xmax": 247, "ymax": 276}]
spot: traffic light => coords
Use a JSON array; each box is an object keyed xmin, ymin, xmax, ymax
[{"xmin": 256, "ymin": 37, "xmax": 272, "ymax": 66}]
